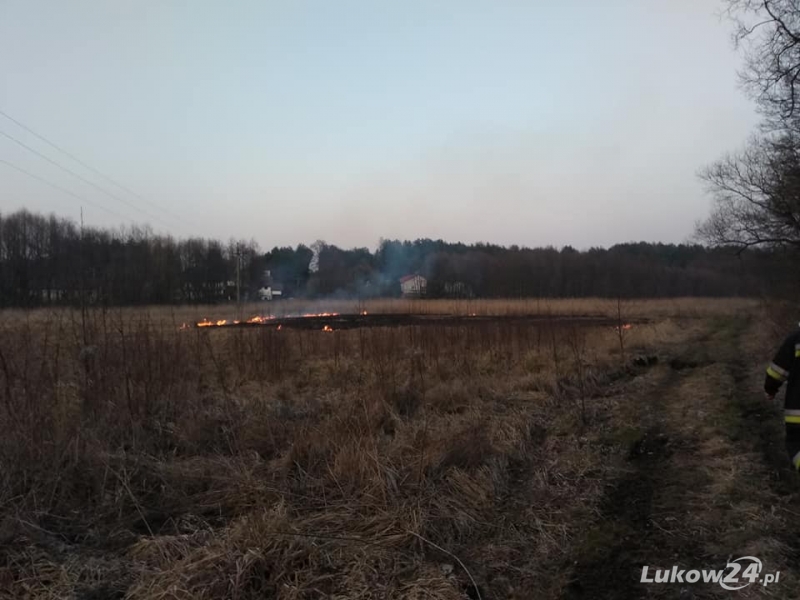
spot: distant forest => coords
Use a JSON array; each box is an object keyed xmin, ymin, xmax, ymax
[{"xmin": 0, "ymin": 209, "xmax": 790, "ymax": 307}]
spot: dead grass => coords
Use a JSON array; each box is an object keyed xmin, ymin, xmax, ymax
[
  {"xmin": 0, "ymin": 299, "xmax": 765, "ymax": 598},
  {"xmin": 0, "ymin": 297, "xmax": 759, "ymax": 330}
]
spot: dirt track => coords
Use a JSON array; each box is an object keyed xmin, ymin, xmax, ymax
[
  {"xmin": 441, "ymin": 315, "xmax": 800, "ymax": 599},
  {"xmin": 560, "ymin": 316, "xmax": 800, "ymax": 599}
]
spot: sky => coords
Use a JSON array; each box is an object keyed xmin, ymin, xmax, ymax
[{"xmin": 0, "ymin": 0, "xmax": 759, "ymax": 251}]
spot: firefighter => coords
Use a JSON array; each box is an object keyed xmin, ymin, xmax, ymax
[{"xmin": 765, "ymin": 326, "xmax": 800, "ymax": 470}]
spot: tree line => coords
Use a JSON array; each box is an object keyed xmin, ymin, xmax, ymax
[{"xmin": 0, "ymin": 208, "xmax": 784, "ymax": 307}]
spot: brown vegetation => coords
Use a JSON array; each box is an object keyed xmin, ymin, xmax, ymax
[
  {"xmin": 0, "ymin": 298, "xmax": 795, "ymax": 599},
  {"xmin": 7, "ymin": 296, "xmax": 753, "ymax": 327}
]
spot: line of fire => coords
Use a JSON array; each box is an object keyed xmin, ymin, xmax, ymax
[{"xmin": 180, "ymin": 313, "xmax": 639, "ymax": 332}]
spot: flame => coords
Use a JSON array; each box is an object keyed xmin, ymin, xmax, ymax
[
  {"xmin": 247, "ymin": 315, "xmax": 275, "ymax": 324},
  {"xmin": 178, "ymin": 322, "xmax": 190, "ymax": 330},
  {"xmin": 615, "ymin": 323, "xmax": 633, "ymax": 331},
  {"xmin": 277, "ymin": 324, "xmax": 282, "ymax": 331},
  {"xmin": 322, "ymin": 325, "xmax": 333, "ymax": 332},
  {"xmin": 197, "ymin": 319, "xmax": 227, "ymax": 327},
  {"xmin": 194, "ymin": 311, "xmax": 341, "ymax": 328},
  {"xmin": 361, "ymin": 310, "xmax": 368, "ymax": 315}
]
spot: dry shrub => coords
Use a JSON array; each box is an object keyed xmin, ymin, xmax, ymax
[
  {"xmin": 388, "ymin": 382, "xmax": 424, "ymax": 418},
  {"xmin": 426, "ymin": 380, "xmax": 471, "ymax": 414},
  {"xmin": 436, "ymin": 423, "xmax": 497, "ymax": 474},
  {"xmin": 127, "ymin": 506, "xmax": 464, "ymax": 600}
]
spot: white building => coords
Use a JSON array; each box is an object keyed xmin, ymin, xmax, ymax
[
  {"xmin": 399, "ymin": 274, "xmax": 427, "ymax": 297},
  {"xmin": 258, "ymin": 285, "xmax": 283, "ymax": 301}
]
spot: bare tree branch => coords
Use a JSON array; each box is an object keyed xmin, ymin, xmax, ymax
[{"xmin": 698, "ymin": 132, "xmax": 800, "ymax": 250}]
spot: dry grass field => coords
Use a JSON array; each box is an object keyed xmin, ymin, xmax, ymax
[
  {"xmin": 143, "ymin": 297, "xmax": 759, "ymax": 325},
  {"xmin": 1, "ymin": 297, "xmax": 798, "ymax": 599},
  {"xmin": 2, "ymin": 297, "xmax": 758, "ymax": 328}
]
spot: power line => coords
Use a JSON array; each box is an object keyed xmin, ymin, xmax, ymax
[
  {"xmin": 0, "ymin": 108, "xmax": 185, "ymax": 223},
  {"xmin": 0, "ymin": 126, "xmax": 171, "ymax": 229},
  {"xmin": 0, "ymin": 157, "xmax": 132, "ymax": 223}
]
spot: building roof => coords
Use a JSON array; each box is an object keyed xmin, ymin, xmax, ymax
[{"xmin": 399, "ymin": 274, "xmax": 424, "ymax": 283}]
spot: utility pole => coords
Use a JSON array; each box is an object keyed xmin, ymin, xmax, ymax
[
  {"xmin": 235, "ymin": 248, "xmax": 242, "ymax": 318},
  {"xmin": 80, "ymin": 207, "xmax": 87, "ymax": 345}
]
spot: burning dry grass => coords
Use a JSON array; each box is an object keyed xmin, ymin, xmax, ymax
[
  {"xmin": 2, "ymin": 297, "xmax": 758, "ymax": 331},
  {"xmin": 216, "ymin": 296, "xmax": 757, "ymax": 320},
  {"xmin": 0, "ymin": 300, "xmax": 751, "ymax": 598}
]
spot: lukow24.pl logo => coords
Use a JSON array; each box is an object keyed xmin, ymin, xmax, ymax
[{"xmin": 641, "ymin": 557, "xmax": 779, "ymax": 590}]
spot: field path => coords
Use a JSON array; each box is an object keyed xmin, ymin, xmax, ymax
[{"xmin": 561, "ymin": 316, "xmax": 800, "ymax": 599}]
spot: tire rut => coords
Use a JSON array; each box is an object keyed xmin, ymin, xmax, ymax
[
  {"xmin": 561, "ymin": 322, "xmax": 733, "ymax": 600},
  {"xmin": 562, "ymin": 426, "xmax": 672, "ymax": 600}
]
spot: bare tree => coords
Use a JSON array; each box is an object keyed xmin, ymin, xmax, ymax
[
  {"xmin": 726, "ymin": 0, "xmax": 800, "ymax": 130},
  {"xmin": 698, "ymin": 133, "xmax": 800, "ymax": 250},
  {"xmin": 616, "ymin": 295, "xmax": 631, "ymax": 364},
  {"xmin": 565, "ymin": 325, "xmax": 590, "ymax": 426},
  {"xmin": 695, "ymin": 2, "xmax": 800, "ymax": 250}
]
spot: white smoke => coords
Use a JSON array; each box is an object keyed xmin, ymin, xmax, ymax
[{"xmin": 308, "ymin": 239, "xmax": 325, "ymax": 273}]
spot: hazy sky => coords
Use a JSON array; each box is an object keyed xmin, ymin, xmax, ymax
[{"xmin": 0, "ymin": 1, "xmax": 759, "ymax": 250}]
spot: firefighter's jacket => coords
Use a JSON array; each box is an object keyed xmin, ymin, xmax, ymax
[{"xmin": 765, "ymin": 329, "xmax": 800, "ymax": 467}]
